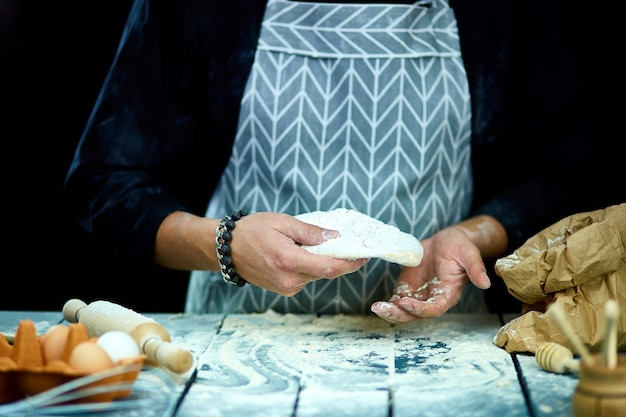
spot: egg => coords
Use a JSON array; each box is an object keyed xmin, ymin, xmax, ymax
[
  {"xmin": 68, "ymin": 341, "xmax": 113, "ymax": 373},
  {"xmin": 96, "ymin": 331, "xmax": 140, "ymax": 364},
  {"xmin": 40, "ymin": 325, "xmax": 70, "ymax": 363}
]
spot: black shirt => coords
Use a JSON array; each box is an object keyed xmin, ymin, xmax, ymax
[{"xmin": 64, "ymin": 0, "xmax": 592, "ymax": 270}]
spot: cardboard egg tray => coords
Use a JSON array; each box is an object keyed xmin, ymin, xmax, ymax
[{"xmin": 0, "ymin": 320, "xmax": 144, "ymax": 404}]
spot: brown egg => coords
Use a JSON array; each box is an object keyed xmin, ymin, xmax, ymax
[
  {"xmin": 40, "ymin": 325, "xmax": 70, "ymax": 364},
  {"xmin": 68, "ymin": 341, "xmax": 114, "ymax": 374}
]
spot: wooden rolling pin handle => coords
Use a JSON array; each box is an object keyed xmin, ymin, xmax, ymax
[
  {"xmin": 62, "ymin": 298, "xmax": 88, "ymax": 325},
  {"xmin": 143, "ymin": 336, "xmax": 194, "ymax": 375},
  {"xmin": 130, "ymin": 322, "xmax": 194, "ymax": 374}
]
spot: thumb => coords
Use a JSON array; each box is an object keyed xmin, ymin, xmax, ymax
[{"xmin": 289, "ymin": 218, "xmax": 339, "ymax": 246}]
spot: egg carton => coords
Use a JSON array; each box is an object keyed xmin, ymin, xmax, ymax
[{"xmin": 0, "ymin": 320, "xmax": 145, "ymax": 407}]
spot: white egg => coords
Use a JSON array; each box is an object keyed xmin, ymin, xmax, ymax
[{"xmin": 96, "ymin": 331, "xmax": 140, "ymax": 364}]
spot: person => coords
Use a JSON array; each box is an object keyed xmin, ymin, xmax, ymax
[{"xmin": 63, "ymin": 0, "xmax": 591, "ymax": 322}]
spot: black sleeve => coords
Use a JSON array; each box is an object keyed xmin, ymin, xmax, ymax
[
  {"xmin": 64, "ymin": 0, "xmax": 266, "ymax": 270},
  {"xmin": 453, "ymin": 0, "xmax": 593, "ymax": 253},
  {"xmin": 63, "ymin": 0, "xmax": 212, "ymax": 266}
]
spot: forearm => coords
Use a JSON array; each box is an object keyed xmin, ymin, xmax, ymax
[
  {"xmin": 153, "ymin": 211, "xmax": 220, "ymax": 271},
  {"xmin": 454, "ymin": 215, "xmax": 508, "ymax": 260}
]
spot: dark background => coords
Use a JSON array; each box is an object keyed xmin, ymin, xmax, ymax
[{"xmin": 1, "ymin": 1, "xmax": 623, "ymax": 314}]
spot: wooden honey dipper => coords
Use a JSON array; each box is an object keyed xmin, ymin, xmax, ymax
[{"xmin": 536, "ymin": 341, "xmax": 580, "ymax": 374}]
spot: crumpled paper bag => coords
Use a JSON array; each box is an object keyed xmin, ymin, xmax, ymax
[{"xmin": 494, "ymin": 203, "xmax": 626, "ymax": 354}]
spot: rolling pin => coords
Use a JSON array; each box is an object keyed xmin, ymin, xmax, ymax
[{"xmin": 63, "ymin": 299, "xmax": 194, "ymax": 374}]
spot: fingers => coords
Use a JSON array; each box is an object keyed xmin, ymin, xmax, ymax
[
  {"xmin": 468, "ymin": 267, "xmax": 491, "ymax": 290},
  {"xmin": 459, "ymin": 246, "xmax": 491, "ymax": 290},
  {"xmin": 269, "ymin": 214, "xmax": 369, "ymax": 279},
  {"xmin": 371, "ymin": 296, "xmax": 448, "ymax": 323},
  {"xmin": 252, "ymin": 248, "xmax": 368, "ymax": 295},
  {"xmin": 395, "ymin": 296, "xmax": 449, "ymax": 319},
  {"xmin": 292, "ymin": 253, "xmax": 369, "ymax": 281},
  {"xmin": 371, "ymin": 295, "xmax": 450, "ymax": 323},
  {"xmin": 233, "ymin": 213, "xmax": 370, "ymax": 295},
  {"xmin": 371, "ymin": 301, "xmax": 421, "ymax": 324}
]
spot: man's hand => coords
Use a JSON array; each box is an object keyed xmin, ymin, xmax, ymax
[
  {"xmin": 371, "ymin": 215, "xmax": 507, "ymax": 323},
  {"xmin": 154, "ymin": 211, "xmax": 369, "ymax": 296}
]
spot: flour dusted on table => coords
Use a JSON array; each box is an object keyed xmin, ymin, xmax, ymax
[{"xmin": 295, "ymin": 208, "xmax": 423, "ymax": 267}]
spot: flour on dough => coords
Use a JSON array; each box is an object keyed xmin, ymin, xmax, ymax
[{"xmin": 295, "ymin": 208, "xmax": 423, "ymax": 267}]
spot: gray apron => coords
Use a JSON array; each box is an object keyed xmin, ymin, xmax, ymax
[{"xmin": 186, "ymin": 0, "xmax": 480, "ymax": 314}]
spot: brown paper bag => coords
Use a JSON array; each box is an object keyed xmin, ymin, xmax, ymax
[{"xmin": 494, "ymin": 203, "xmax": 626, "ymax": 354}]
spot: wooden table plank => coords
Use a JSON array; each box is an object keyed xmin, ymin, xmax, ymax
[
  {"xmin": 178, "ymin": 312, "xmax": 528, "ymax": 417},
  {"xmin": 515, "ymin": 352, "xmax": 578, "ymax": 416},
  {"xmin": 179, "ymin": 312, "xmax": 396, "ymax": 417},
  {"xmin": 390, "ymin": 314, "xmax": 528, "ymax": 417},
  {"xmin": 501, "ymin": 313, "xmax": 579, "ymax": 417},
  {"xmin": 141, "ymin": 313, "xmax": 225, "ymax": 416},
  {"xmin": 293, "ymin": 314, "xmax": 394, "ymax": 417},
  {"xmin": 177, "ymin": 312, "xmax": 310, "ymax": 417}
]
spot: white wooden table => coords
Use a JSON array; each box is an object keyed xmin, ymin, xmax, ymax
[{"xmin": 0, "ymin": 311, "xmax": 579, "ymax": 416}]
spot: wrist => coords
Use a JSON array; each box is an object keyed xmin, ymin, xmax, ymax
[
  {"xmin": 215, "ymin": 210, "xmax": 249, "ymax": 286},
  {"xmin": 455, "ymin": 215, "xmax": 508, "ymax": 259},
  {"xmin": 154, "ymin": 211, "xmax": 220, "ymax": 270}
]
